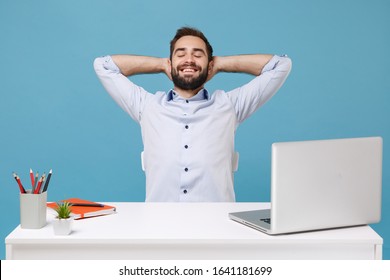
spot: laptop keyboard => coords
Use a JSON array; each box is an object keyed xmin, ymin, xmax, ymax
[{"xmin": 260, "ymin": 218, "xmax": 271, "ymax": 224}]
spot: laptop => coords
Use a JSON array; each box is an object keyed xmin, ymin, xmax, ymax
[{"xmin": 229, "ymin": 136, "xmax": 383, "ymax": 234}]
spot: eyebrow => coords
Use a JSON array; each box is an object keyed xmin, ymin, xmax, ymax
[{"xmin": 174, "ymin": 47, "xmax": 206, "ymax": 55}]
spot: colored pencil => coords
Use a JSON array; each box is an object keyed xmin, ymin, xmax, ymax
[
  {"xmin": 34, "ymin": 173, "xmax": 45, "ymax": 194},
  {"xmin": 30, "ymin": 168, "xmax": 35, "ymax": 187},
  {"xmin": 42, "ymin": 169, "xmax": 52, "ymax": 192},
  {"xmin": 12, "ymin": 172, "xmax": 26, "ymax": 194},
  {"xmin": 32, "ymin": 172, "xmax": 39, "ymax": 193}
]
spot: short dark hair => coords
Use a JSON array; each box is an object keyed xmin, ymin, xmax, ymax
[{"xmin": 170, "ymin": 27, "xmax": 213, "ymax": 62}]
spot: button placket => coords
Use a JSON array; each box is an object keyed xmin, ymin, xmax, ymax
[
  {"xmin": 183, "ymin": 121, "xmax": 190, "ymax": 174},
  {"xmin": 180, "ymin": 112, "xmax": 191, "ymax": 199}
]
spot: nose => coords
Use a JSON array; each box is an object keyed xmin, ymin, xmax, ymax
[{"xmin": 184, "ymin": 54, "xmax": 195, "ymax": 63}]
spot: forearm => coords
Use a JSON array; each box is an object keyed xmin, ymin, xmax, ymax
[
  {"xmin": 111, "ymin": 54, "xmax": 168, "ymax": 77},
  {"xmin": 213, "ymin": 54, "xmax": 273, "ymax": 76}
]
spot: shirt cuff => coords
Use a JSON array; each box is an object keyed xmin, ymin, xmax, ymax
[
  {"xmin": 102, "ymin": 55, "xmax": 121, "ymax": 73},
  {"xmin": 261, "ymin": 54, "xmax": 288, "ymax": 74}
]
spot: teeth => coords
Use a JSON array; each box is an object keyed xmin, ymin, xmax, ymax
[{"xmin": 183, "ymin": 69, "xmax": 195, "ymax": 72}]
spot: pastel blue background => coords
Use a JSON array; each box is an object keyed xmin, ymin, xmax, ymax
[{"xmin": 1, "ymin": 0, "xmax": 389, "ymax": 259}]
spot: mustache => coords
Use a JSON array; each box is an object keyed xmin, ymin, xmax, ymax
[{"xmin": 177, "ymin": 62, "xmax": 201, "ymax": 70}]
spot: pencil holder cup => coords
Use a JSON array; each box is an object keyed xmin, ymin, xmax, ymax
[{"xmin": 20, "ymin": 191, "xmax": 47, "ymax": 229}]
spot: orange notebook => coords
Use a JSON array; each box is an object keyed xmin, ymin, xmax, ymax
[{"xmin": 47, "ymin": 198, "xmax": 116, "ymax": 219}]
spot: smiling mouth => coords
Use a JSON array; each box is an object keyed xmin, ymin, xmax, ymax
[
  {"xmin": 182, "ymin": 68, "xmax": 196, "ymax": 73},
  {"xmin": 180, "ymin": 67, "xmax": 198, "ymax": 75},
  {"xmin": 178, "ymin": 63, "xmax": 200, "ymax": 74}
]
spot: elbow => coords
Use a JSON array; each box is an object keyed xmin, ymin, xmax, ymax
[
  {"xmin": 279, "ymin": 56, "xmax": 292, "ymax": 75},
  {"xmin": 93, "ymin": 57, "xmax": 104, "ymax": 74},
  {"xmin": 282, "ymin": 56, "xmax": 292, "ymax": 70},
  {"xmin": 93, "ymin": 55, "xmax": 121, "ymax": 75}
]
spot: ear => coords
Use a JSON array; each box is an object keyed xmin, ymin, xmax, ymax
[
  {"xmin": 208, "ymin": 60, "xmax": 214, "ymax": 74},
  {"xmin": 206, "ymin": 60, "xmax": 215, "ymax": 82},
  {"xmin": 166, "ymin": 58, "xmax": 173, "ymax": 80}
]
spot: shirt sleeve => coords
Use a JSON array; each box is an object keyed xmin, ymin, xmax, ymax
[
  {"xmin": 226, "ymin": 55, "xmax": 292, "ymax": 124},
  {"xmin": 93, "ymin": 55, "xmax": 150, "ymax": 123}
]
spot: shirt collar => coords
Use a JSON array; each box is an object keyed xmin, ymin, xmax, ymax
[{"xmin": 167, "ymin": 88, "xmax": 210, "ymax": 101}]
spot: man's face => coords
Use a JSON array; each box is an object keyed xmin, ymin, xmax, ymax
[{"xmin": 170, "ymin": 35, "xmax": 211, "ymax": 91}]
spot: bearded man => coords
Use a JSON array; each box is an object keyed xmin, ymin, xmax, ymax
[{"xmin": 94, "ymin": 27, "xmax": 292, "ymax": 202}]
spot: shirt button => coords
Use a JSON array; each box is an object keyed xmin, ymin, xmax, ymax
[
  {"xmin": 185, "ymin": 125, "xmax": 189, "ymax": 129},
  {"xmin": 184, "ymin": 168, "xmax": 189, "ymax": 172},
  {"xmin": 184, "ymin": 145, "xmax": 188, "ymax": 149},
  {"xmin": 186, "ymin": 100, "xmax": 189, "ymax": 103},
  {"xmin": 183, "ymin": 190, "xmax": 187, "ymax": 194}
]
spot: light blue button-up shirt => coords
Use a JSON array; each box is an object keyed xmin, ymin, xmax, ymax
[{"xmin": 94, "ymin": 55, "xmax": 291, "ymax": 202}]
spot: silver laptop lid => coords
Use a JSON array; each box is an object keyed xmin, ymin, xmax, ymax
[{"xmin": 270, "ymin": 137, "xmax": 382, "ymax": 234}]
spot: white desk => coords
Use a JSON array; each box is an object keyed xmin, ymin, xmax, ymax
[{"xmin": 5, "ymin": 203, "xmax": 383, "ymax": 260}]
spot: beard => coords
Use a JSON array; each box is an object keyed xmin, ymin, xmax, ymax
[{"xmin": 171, "ymin": 63, "xmax": 208, "ymax": 91}]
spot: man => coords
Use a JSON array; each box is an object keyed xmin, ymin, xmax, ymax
[{"xmin": 94, "ymin": 27, "xmax": 291, "ymax": 202}]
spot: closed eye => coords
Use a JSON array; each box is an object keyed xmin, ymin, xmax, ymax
[{"xmin": 193, "ymin": 50, "xmax": 204, "ymax": 58}]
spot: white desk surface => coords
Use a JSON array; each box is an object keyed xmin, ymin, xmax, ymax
[{"xmin": 5, "ymin": 202, "xmax": 383, "ymax": 260}]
